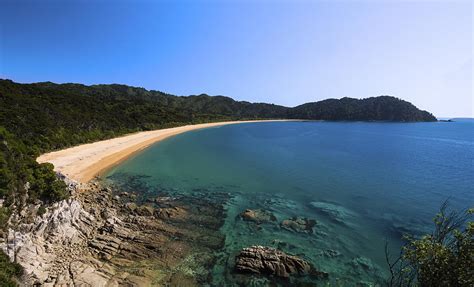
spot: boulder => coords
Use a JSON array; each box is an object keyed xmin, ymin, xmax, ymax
[
  {"xmin": 235, "ymin": 246, "xmax": 313, "ymax": 278},
  {"xmin": 125, "ymin": 202, "xmax": 137, "ymax": 213},
  {"xmin": 156, "ymin": 206, "xmax": 186, "ymax": 219},
  {"xmin": 136, "ymin": 205, "xmax": 154, "ymax": 217},
  {"xmin": 280, "ymin": 217, "xmax": 316, "ymax": 234},
  {"xmin": 239, "ymin": 209, "xmax": 277, "ymax": 224}
]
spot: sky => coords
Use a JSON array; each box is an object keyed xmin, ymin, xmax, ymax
[{"xmin": 0, "ymin": 0, "xmax": 472, "ymax": 117}]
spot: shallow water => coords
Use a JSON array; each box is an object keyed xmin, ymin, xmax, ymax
[{"xmin": 105, "ymin": 120, "xmax": 474, "ymax": 285}]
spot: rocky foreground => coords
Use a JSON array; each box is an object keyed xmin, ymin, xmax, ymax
[
  {"xmin": 235, "ymin": 246, "xmax": 328, "ymax": 279},
  {"xmin": 1, "ymin": 180, "xmax": 225, "ymax": 286},
  {"xmin": 0, "ymin": 177, "xmax": 335, "ymax": 286}
]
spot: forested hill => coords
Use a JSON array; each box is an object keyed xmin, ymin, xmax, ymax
[{"xmin": 0, "ymin": 79, "xmax": 435, "ymax": 150}]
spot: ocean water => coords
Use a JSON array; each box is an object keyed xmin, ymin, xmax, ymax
[{"xmin": 105, "ymin": 120, "xmax": 474, "ymax": 285}]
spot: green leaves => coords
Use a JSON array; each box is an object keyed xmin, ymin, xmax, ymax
[
  {"xmin": 388, "ymin": 202, "xmax": 473, "ymax": 286},
  {"xmin": 0, "ymin": 250, "xmax": 23, "ymax": 287}
]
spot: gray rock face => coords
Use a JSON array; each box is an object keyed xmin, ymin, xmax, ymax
[
  {"xmin": 2, "ymin": 199, "xmax": 97, "ymax": 284},
  {"xmin": 235, "ymin": 246, "xmax": 313, "ymax": 278},
  {"xmin": 1, "ymin": 179, "xmax": 225, "ymax": 286}
]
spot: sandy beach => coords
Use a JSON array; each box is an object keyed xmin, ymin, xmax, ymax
[{"xmin": 37, "ymin": 120, "xmax": 291, "ymax": 183}]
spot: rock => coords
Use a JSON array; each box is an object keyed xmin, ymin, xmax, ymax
[
  {"xmin": 125, "ymin": 274, "xmax": 152, "ymax": 286},
  {"xmin": 136, "ymin": 205, "xmax": 154, "ymax": 216},
  {"xmin": 156, "ymin": 206, "xmax": 186, "ymax": 219},
  {"xmin": 350, "ymin": 256, "xmax": 375, "ymax": 271},
  {"xmin": 239, "ymin": 209, "xmax": 277, "ymax": 224},
  {"xmin": 280, "ymin": 217, "xmax": 316, "ymax": 234},
  {"xmin": 125, "ymin": 202, "xmax": 137, "ymax": 212},
  {"xmin": 319, "ymin": 249, "xmax": 341, "ymax": 258},
  {"xmin": 235, "ymin": 246, "xmax": 315, "ymax": 278},
  {"xmin": 0, "ymin": 178, "xmax": 227, "ymax": 286},
  {"xmin": 309, "ymin": 201, "xmax": 356, "ymax": 223},
  {"xmin": 154, "ymin": 196, "xmax": 173, "ymax": 205}
]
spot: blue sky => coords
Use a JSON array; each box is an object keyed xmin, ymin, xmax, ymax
[{"xmin": 0, "ymin": 0, "xmax": 472, "ymax": 117}]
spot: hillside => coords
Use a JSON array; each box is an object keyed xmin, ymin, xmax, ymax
[
  {"xmin": 0, "ymin": 80, "xmax": 435, "ymax": 150},
  {"xmin": 291, "ymin": 96, "xmax": 436, "ymax": 122}
]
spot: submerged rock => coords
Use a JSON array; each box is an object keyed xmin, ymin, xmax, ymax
[
  {"xmin": 318, "ymin": 249, "xmax": 342, "ymax": 258},
  {"xmin": 234, "ymin": 246, "xmax": 327, "ymax": 279},
  {"xmin": 239, "ymin": 209, "xmax": 277, "ymax": 224},
  {"xmin": 280, "ymin": 217, "xmax": 316, "ymax": 234},
  {"xmin": 156, "ymin": 206, "xmax": 187, "ymax": 219},
  {"xmin": 350, "ymin": 256, "xmax": 375, "ymax": 271},
  {"xmin": 309, "ymin": 201, "xmax": 356, "ymax": 223}
]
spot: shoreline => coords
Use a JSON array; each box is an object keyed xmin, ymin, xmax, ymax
[{"xmin": 37, "ymin": 120, "xmax": 296, "ymax": 183}]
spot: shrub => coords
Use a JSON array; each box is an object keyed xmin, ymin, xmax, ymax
[{"xmin": 386, "ymin": 202, "xmax": 473, "ymax": 286}]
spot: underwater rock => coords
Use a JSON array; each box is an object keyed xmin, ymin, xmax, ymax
[
  {"xmin": 234, "ymin": 246, "xmax": 325, "ymax": 279},
  {"xmin": 320, "ymin": 249, "xmax": 341, "ymax": 258},
  {"xmin": 309, "ymin": 201, "xmax": 356, "ymax": 222},
  {"xmin": 263, "ymin": 198, "xmax": 298, "ymax": 210},
  {"xmin": 156, "ymin": 206, "xmax": 187, "ymax": 219},
  {"xmin": 280, "ymin": 217, "xmax": 316, "ymax": 234},
  {"xmin": 154, "ymin": 196, "xmax": 174, "ymax": 206},
  {"xmin": 239, "ymin": 209, "xmax": 277, "ymax": 224},
  {"xmin": 350, "ymin": 256, "xmax": 375, "ymax": 271}
]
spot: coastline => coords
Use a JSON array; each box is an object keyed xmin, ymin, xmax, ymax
[{"xmin": 37, "ymin": 120, "xmax": 296, "ymax": 183}]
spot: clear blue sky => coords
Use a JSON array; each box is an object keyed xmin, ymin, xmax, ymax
[{"xmin": 0, "ymin": 0, "xmax": 472, "ymax": 117}]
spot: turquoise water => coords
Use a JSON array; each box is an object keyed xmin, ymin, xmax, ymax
[{"xmin": 105, "ymin": 120, "xmax": 474, "ymax": 285}]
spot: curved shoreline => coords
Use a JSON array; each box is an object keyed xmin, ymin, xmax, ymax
[{"xmin": 37, "ymin": 120, "xmax": 296, "ymax": 183}]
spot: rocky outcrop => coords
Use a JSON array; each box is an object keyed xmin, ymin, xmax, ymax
[
  {"xmin": 234, "ymin": 246, "xmax": 326, "ymax": 279},
  {"xmin": 3, "ymin": 199, "xmax": 97, "ymax": 284},
  {"xmin": 1, "ymin": 180, "xmax": 226, "ymax": 286},
  {"xmin": 280, "ymin": 217, "xmax": 316, "ymax": 234},
  {"xmin": 239, "ymin": 209, "xmax": 277, "ymax": 224}
]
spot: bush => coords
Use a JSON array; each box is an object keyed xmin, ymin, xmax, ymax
[
  {"xmin": 386, "ymin": 202, "xmax": 473, "ymax": 286},
  {"xmin": 0, "ymin": 250, "xmax": 23, "ymax": 287}
]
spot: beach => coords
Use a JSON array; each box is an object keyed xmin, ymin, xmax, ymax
[{"xmin": 37, "ymin": 120, "xmax": 290, "ymax": 183}]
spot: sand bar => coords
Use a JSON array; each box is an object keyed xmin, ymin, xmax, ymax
[{"xmin": 37, "ymin": 120, "xmax": 293, "ymax": 183}]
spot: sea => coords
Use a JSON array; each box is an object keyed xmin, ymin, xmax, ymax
[{"xmin": 104, "ymin": 119, "xmax": 473, "ymax": 286}]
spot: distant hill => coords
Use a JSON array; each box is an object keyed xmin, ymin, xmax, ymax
[{"xmin": 291, "ymin": 96, "xmax": 436, "ymax": 122}]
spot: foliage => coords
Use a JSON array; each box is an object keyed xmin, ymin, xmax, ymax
[
  {"xmin": 0, "ymin": 127, "xmax": 67, "ymax": 209},
  {"xmin": 386, "ymin": 202, "xmax": 473, "ymax": 286},
  {"xmin": 0, "ymin": 80, "xmax": 435, "ymax": 152},
  {"xmin": 0, "ymin": 207, "xmax": 11, "ymax": 233},
  {"xmin": 0, "ymin": 250, "xmax": 23, "ymax": 287}
]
